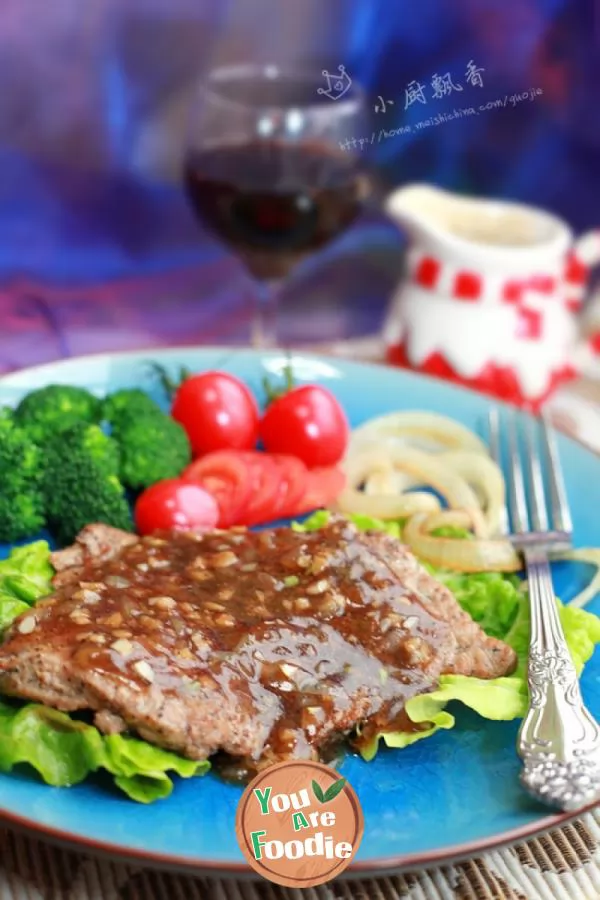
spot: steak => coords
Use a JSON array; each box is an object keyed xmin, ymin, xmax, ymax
[
  {"xmin": 50, "ymin": 525, "xmax": 138, "ymax": 587},
  {"xmin": 0, "ymin": 518, "xmax": 517, "ymax": 775}
]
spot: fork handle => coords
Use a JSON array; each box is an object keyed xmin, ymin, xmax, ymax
[{"xmin": 518, "ymin": 548, "xmax": 600, "ymax": 811}]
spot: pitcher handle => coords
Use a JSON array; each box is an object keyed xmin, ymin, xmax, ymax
[
  {"xmin": 572, "ymin": 230, "xmax": 600, "ymax": 371},
  {"xmin": 572, "ymin": 229, "xmax": 600, "ymax": 271}
]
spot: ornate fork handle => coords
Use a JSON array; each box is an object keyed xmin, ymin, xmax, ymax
[{"xmin": 518, "ymin": 548, "xmax": 600, "ymax": 812}]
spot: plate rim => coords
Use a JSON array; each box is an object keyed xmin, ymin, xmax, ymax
[
  {"xmin": 0, "ymin": 797, "xmax": 598, "ymax": 880},
  {"xmin": 0, "ymin": 344, "xmax": 599, "ymax": 877}
]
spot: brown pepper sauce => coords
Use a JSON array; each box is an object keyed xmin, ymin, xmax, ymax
[{"xmin": 16, "ymin": 520, "xmax": 451, "ymax": 777}]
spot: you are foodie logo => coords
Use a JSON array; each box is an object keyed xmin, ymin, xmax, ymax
[{"xmin": 235, "ymin": 760, "xmax": 364, "ymax": 887}]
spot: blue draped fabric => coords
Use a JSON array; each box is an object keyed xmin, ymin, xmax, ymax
[{"xmin": 0, "ymin": 0, "xmax": 597, "ymax": 366}]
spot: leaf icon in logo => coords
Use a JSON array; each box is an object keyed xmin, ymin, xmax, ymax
[
  {"xmin": 311, "ymin": 780, "xmax": 326, "ymax": 803},
  {"xmin": 323, "ymin": 777, "xmax": 347, "ymax": 803}
]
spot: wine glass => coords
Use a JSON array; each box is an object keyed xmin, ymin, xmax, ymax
[{"xmin": 183, "ymin": 63, "xmax": 370, "ymax": 348}]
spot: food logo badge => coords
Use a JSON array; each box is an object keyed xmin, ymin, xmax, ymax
[
  {"xmin": 236, "ymin": 760, "xmax": 364, "ymax": 887},
  {"xmin": 317, "ymin": 65, "xmax": 353, "ymax": 101}
]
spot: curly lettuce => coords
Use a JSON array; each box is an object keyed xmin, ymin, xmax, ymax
[
  {"xmin": 1, "ymin": 541, "xmax": 54, "ymax": 599},
  {"xmin": 0, "ymin": 701, "xmax": 207, "ymax": 803},
  {"xmin": 298, "ymin": 511, "xmax": 600, "ymax": 760},
  {"xmin": 0, "ymin": 544, "xmax": 209, "ymax": 802}
]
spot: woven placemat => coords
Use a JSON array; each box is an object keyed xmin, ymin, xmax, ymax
[{"xmin": 1, "ymin": 811, "xmax": 600, "ymax": 899}]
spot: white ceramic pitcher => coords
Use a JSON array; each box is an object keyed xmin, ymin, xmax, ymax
[{"xmin": 383, "ymin": 184, "xmax": 600, "ymax": 410}]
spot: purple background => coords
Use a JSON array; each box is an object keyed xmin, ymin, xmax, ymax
[{"xmin": 0, "ymin": 0, "xmax": 599, "ymax": 373}]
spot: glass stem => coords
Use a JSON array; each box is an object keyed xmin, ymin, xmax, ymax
[{"xmin": 251, "ymin": 280, "xmax": 282, "ymax": 349}]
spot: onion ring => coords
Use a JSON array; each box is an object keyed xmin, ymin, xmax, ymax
[
  {"xmin": 337, "ymin": 446, "xmax": 486, "ymax": 529},
  {"xmin": 403, "ymin": 511, "xmax": 521, "ymax": 572},
  {"xmin": 349, "ymin": 412, "xmax": 489, "ymax": 456},
  {"xmin": 555, "ymin": 549, "xmax": 600, "ymax": 609},
  {"xmin": 363, "ymin": 469, "xmax": 408, "ymax": 496},
  {"xmin": 357, "ymin": 447, "xmax": 505, "ymax": 537},
  {"xmin": 437, "ymin": 451, "xmax": 506, "ymax": 538}
]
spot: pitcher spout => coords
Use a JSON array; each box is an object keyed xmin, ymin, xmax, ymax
[
  {"xmin": 384, "ymin": 183, "xmax": 448, "ymax": 242},
  {"xmin": 385, "ymin": 182, "xmax": 573, "ymax": 259}
]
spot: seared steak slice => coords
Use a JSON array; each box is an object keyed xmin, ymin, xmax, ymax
[
  {"xmin": 50, "ymin": 524, "xmax": 138, "ymax": 587},
  {"xmin": 0, "ymin": 518, "xmax": 517, "ymax": 773},
  {"xmin": 360, "ymin": 531, "xmax": 517, "ymax": 677}
]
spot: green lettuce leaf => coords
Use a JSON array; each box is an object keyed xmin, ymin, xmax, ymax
[
  {"xmin": 0, "ymin": 543, "xmax": 210, "ymax": 802},
  {"xmin": 0, "ymin": 701, "xmax": 105, "ymax": 785},
  {"xmin": 103, "ymin": 733, "xmax": 206, "ymax": 803},
  {"xmin": 360, "ymin": 674, "xmax": 529, "ymax": 760},
  {"xmin": 436, "ymin": 565, "xmax": 600, "ymax": 676},
  {"xmin": 431, "ymin": 569, "xmax": 523, "ymax": 639},
  {"xmin": 430, "ymin": 525, "xmax": 473, "ymax": 539},
  {"xmin": 0, "ymin": 701, "xmax": 209, "ymax": 803},
  {"xmin": 0, "ymin": 541, "xmax": 54, "ymax": 614},
  {"xmin": 0, "ymin": 541, "xmax": 56, "ymax": 636},
  {"xmin": 298, "ymin": 511, "xmax": 600, "ymax": 759},
  {"xmin": 0, "ymin": 596, "xmax": 30, "ymax": 633},
  {"xmin": 503, "ymin": 596, "xmax": 600, "ymax": 677},
  {"xmin": 294, "ymin": 508, "xmax": 403, "ymax": 539}
]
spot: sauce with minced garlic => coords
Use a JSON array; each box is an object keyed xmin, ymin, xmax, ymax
[{"xmin": 5, "ymin": 520, "xmax": 452, "ymax": 779}]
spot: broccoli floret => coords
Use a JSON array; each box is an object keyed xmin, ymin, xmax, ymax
[
  {"xmin": 113, "ymin": 412, "xmax": 191, "ymax": 490},
  {"xmin": 103, "ymin": 389, "xmax": 164, "ymax": 427},
  {"xmin": 46, "ymin": 468, "xmax": 132, "ymax": 546},
  {"xmin": 103, "ymin": 390, "xmax": 188, "ymax": 489},
  {"xmin": 0, "ymin": 495, "xmax": 46, "ymax": 543},
  {"xmin": 42, "ymin": 423, "xmax": 132, "ymax": 543},
  {"xmin": 15, "ymin": 385, "xmax": 101, "ymax": 444},
  {"xmin": 62, "ymin": 423, "xmax": 121, "ymax": 478},
  {"xmin": 0, "ymin": 422, "xmax": 41, "ymax": 490},
  {"xmin": 0, "ymin": 419, "xmax": 45, "ymax": 542},
  {"xmin": 0, "ymin": 406, "xmax": 14, "ymax": 427},
  {"xmin": 43, "ymin": 430, "xmax": 133, "ymax": 545}
]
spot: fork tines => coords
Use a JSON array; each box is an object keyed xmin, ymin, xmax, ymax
[{"xmin": 487, "ymin": 408, "xmax": 572, "ymax": 549}]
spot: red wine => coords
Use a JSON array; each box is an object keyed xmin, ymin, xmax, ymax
[{"xmin": 184, "ymin": 142, "xmax": 365, "ymax": 279}]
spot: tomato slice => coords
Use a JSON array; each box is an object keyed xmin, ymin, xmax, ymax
[
  {"xmin": 235, "ymin": 452, "xmax": 283, "ymax": 526},
  {"xmin": 182, "ymin": 451, "xmax": 253, "ymax": 528},
  {"xmin": 180, "ymin": 450, "xmax": 344, "ymax": 527},
  {"xmin": 295, "ymin": 466, "xmax": 346, "ymax": 515},
  {"xmin": 269, "ymin": 454, "xmax": 309, "ymax": 521}
]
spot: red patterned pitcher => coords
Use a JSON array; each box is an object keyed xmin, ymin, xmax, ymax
[{"xmin": 383, "ymin": 184, "xmax": 600, "ymax": 411}]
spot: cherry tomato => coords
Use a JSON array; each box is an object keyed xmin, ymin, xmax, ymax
[
  {"xmin": 135, "ymin": 479, "xmax": 219, "ymax": 535},
  {"xmin": 171, "ymin": 371, "xmax": 259, "ymax": 456},
  {"xmin": 183, "ymin": 451, "xmax": 254, "ymax": 528},
  {"xmin": 260, "ymin": 386, "xmax": 349, "ymax": 468}
]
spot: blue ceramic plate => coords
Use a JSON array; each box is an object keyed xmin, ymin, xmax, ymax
[{"xmin": 0, "ymin": 347, "xmax": 598, "ymax": 878}]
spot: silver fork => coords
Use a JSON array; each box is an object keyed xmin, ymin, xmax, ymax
[{"xmin": 489, "ymin": 408, "xmax": 600, "ymax": 812}]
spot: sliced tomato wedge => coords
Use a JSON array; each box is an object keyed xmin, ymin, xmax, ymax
[
  {"xmin": 182, "ymin": 450, "xmax": 344, "ymax": 527},
  {"xmin": 235, "ymin": 451, "xmax": 283, "ymax": 526},
  {"xmin": 269, "ymin": 454, "xmax": 309, "ymax": 521},
  {"xmin": 182, "ymin": 451, "xmax": 253, "ymax": 528},
  {"xmin": 296, "ymin": 466, "xmax": 346, "ymax": 515}
]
